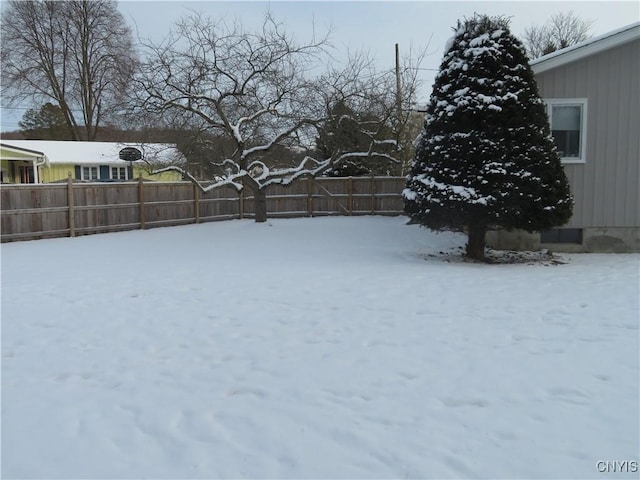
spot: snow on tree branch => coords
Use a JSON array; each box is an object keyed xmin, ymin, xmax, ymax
[{"xmin": 135, "ymin": 11, "xmax": 427, "ymax": 221}]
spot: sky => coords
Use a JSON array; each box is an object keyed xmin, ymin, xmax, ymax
[{"xmin": 1, "ymin": 0, "xmax": 638, "ymax": 132}]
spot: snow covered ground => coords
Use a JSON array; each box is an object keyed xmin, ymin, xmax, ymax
[{"xmin": 2, "ymin": 216, "xmax": 638, "ymax": 479}]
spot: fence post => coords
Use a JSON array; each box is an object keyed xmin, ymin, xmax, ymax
[
  {"xmin": 239, "ymin": 187, "xmax": 244, "ymax": 220},
  {"xmin": 307, "ymin": 177, "xmax": 313, "ymax": 217},
  {"xmin": 193, "ymin": 184, "xmax": 200, "ymax": 224},
  {"xmin": 138, "ymin": 176, "xmax": 146, "ymax": 229},
  {"xmin": 67, "ymin": 173, "xmax": 75, "ymax": 237},
  {"xmin": 370, "ymin": 174, "xmax": 376, "ymax": 214},
  {"xmin": 348, "ymin": 177, "xmax": 354, "ymax": 215}
]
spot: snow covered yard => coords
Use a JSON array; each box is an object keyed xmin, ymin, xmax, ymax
[{"xmin": 2, "ymin": 216, "xmax": 638, "ymax": 479}]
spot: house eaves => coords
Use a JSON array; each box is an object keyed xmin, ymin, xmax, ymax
[
  {"xmin": 1, "ymin": 142, "xmax": 46, "ymax": 158},
  {"xmin": 1, "ymin": 142, "xmax": 50, "ymax": 166},
  {"xmin": 531, "ymin": 21, "xmax": 640, "ymax": 74}
]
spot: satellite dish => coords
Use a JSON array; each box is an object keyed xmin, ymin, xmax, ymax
[{"xmin": 119, "ymin": 147, "xmax": 142, "ymax": 162}]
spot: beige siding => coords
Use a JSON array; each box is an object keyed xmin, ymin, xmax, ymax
[{"xmin": 535, "ymin": 39, "xmax": 640, "ymax": 229}]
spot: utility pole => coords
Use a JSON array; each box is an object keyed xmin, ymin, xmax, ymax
[
  {"xmin": 395, "ymin": 43, "xmax": 402, "ymax": 122},
  {"xmin": 395, "ymin": 43, "xmax": 404, "ymax": 176}
]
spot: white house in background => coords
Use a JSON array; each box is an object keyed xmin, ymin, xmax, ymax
[
  {"xmin": 0, "ymin": 140, "xmax": 185, "ymax": 183},
  {"xmin": 489, "ymin": 22, "xmax": 639, "ymax": 253}
]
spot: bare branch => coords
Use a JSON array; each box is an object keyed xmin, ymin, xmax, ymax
[
  {"xmin": 523, "ymin": 11, "xmax": 593, "ymax": 58},
  {"xmin": 134, "ymin": 11, "xmax": 429, "ymax": 220},
  {"xmin": 151, "ymin": 165, "xmax": 244, "ymax": 192},
  {"xmin": 1, "ymin": 0, "xmax": 138, "ymax": 140}
]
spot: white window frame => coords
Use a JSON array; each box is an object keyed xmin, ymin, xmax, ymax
[
  {"xmin": 543, "ymin": 98, "xmax": 588, "ymax": 164},
  {"xmin": 110, "ymin": 166, "xmax": 129, "ymax": 180},
  {"xmin": 81, "ymin": 166, "xmax": 99, "ymax": 180}
]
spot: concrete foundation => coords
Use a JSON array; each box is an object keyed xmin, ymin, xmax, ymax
[
  {"xmin": 485, "ymin": 229, "xmax": 541, "ymax": 251},
  {"xmin": 486, "ymin": 227, "xmax": 640, "ymax": 253},
  {"xmin": 582, "ymin": 227, "xmax": 640, "ymax": 253}
]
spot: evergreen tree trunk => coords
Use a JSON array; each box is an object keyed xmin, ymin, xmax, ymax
[
  {"xmin": 254, "ymin": 188, "xmax": 268, "ymax": 223},
  {"xmin": 466, "ymin": 224, "xmax": 487, "ymax": 261}
]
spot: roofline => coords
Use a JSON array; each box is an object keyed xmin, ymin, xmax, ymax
[
  {"xmin": 0, "ymin": 140, "xmax": 185, "ymax": 166},
  {"xmin": 531, "ymin": 22, "xmax": 640, "ymax": 74},
  {"xmin": 0, "ymin": 142, "xmax": 46, "ymax": 157}
]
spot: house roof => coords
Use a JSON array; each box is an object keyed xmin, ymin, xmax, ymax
[
  {"xmin": 531, "ymin": 22, "xmax": 640, "ymax": 74},
  {"xmin": 0, "ymin": 140, "xmax": 184, "ymax": 166},
  {"xmin": 0, "ymin": 143, "xmax": 46, "ymax": 158}
]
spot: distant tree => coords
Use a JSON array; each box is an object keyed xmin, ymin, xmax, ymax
[
  {"xmin": 404, "ymin": 14, "xmax": 573, "ymax": 261},
  {"xmin": 1, "ymin": 0, "xmax": 138, "ymax": 140},
  {"xmin": 396, "ymin": 109, "xmax": 425, "ymax": 176},
  {"xmin": 316, "ymin": 101, "xmax": 395, "ymax": 176},
  {"xmin": 524, "ymin": 11, "xmax": 593, "ymax": 58},
  {"xmin": 19, "ymin": 103, "xmax": 74, "ymax": 140}
]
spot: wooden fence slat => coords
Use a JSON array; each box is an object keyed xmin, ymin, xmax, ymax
[
  {"xmin": 67, "ymin": 173, "xmax": 75, "ymax": 237},
  {"xmin": 307, "ymin": 177, "xmax": 313, "ymax": 217},
  {"xmin": 138, "ymin": 176, "xmax": 145, "ymax": 229},
  {"xmin": 370, "ymin": 174, "xmax": 376, "ymax": 214},
  {"xmin": 194, "ymin": 184, "xmax": 200, "ymax": 224}
]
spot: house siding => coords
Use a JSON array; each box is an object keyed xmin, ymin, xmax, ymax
[
  {"xmin": 37, "ymin": 163, "xmax": 183, "ymax": 182},
  {"xmin": 535, "ymin": 39, "xmax": 640, "ymax": 230},
  {"xmin": 40, "ymin": 164, "xmax": 73, "ymax": 182},
  {"xmin": 0, "ymin": 147, "xmax": 37, "ymax": 161}
]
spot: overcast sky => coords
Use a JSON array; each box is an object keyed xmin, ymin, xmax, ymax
[{"xmin": 1, "ymin": 0, "xmax": 638, "ymax": 131}]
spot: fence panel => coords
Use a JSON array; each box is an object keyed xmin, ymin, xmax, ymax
[
  {"xmin": 1, "ymin": 184, "xmax": 69, "ymax": 240},
  {"xmin": 199, "ymin": 184, "xmax": 242, "ymax": 221},
  {"xmin": 263, "ymin": 182, "xmax": 309, "ymax": 217},
  {"xmin": 73, "ymin": 183, "xmax": 140, "ymax": 236},
  {"xmin": 143, "ymin": 182, "xmax": 195, "ymax": 227},
  {"xmin": 310, "ymin": 177, "xmax": 351, "ymax": 215},
  {"xmin": 370, "ymin": 177, "xmax": 405, "ymax": 214},
  {"xmin": 1, "ymin": 176, "xmax": 405, "ymax": 242}
]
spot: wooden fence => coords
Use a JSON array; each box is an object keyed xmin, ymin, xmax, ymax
[{"xmin": 1, "ymin": 176, "xmax": 406, "ymax": 242}]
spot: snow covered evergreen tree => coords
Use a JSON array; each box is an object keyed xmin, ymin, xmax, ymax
[{"xmin": 404, "ymin": 14, "xmax": 573, "ymax": 260}]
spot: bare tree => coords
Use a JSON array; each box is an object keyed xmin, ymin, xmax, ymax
[
  {"xmin": 1, "ymin": 0, "xmax": 138, "ymax": 140},
  {"xmin": 134, "ymin": 13, "xmax": 424, "ymax": 222},
  {"xmin": 524, "ymin": 11, "xmax": 593, "ymax": 59}
]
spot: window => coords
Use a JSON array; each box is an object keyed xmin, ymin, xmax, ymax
[
  {"xmin": 540, "ymin": 228, "xmax": 583, "ymax": 244},
  {"xmin": 544, "ymin": 99, "xmax": 587, "ymax": 163},
  {"xmin": 82, "ymin": 166, "xmax": 99, "ymax": 180},
  {"xmin": 111, "ymin": 166, "xmax": 128, "ymax": 180},
  {"xmin": 19, "ymin": 165, "xmax": 35, "ymax": 183}
]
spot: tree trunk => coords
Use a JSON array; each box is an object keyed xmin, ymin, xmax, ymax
[
  {"xmin": 466, "ymin": 224, "xmax": 487, "ymax": 261},
  {"xmin": 254, "ymin": 188, "xmax": 267, "ymax": 223}
]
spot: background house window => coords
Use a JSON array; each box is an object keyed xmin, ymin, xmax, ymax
[
  {"xmin": 544, "ymin": 99, "xmax": 587, "ymax": 163},
  {"xmin": 19, "ymin": 165, "xmax": 34, "ymax": 183},
  {"xmin": 111, "ymin": 166, "xmax": 128, "ymax": 180},
  {"xmin": 82, "ymin": 166, "xmax": 99, "ymax": 180}
]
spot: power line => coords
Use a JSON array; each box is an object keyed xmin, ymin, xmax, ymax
[
  {"xmin": 2, "ymin": 106, "xmax": 85, "ymax": 113},
  {"xmin": 405, "ymin": 67, "xmax": 440, "ymax": 71}
]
